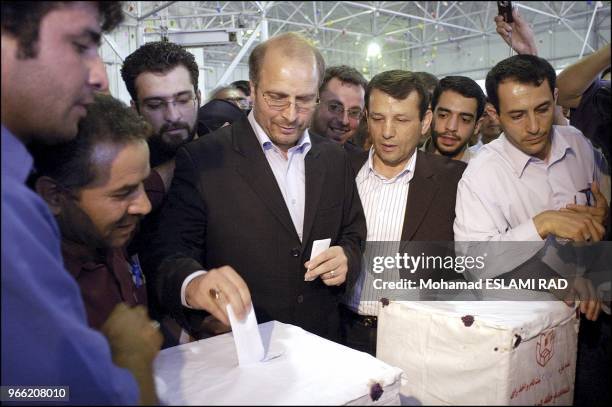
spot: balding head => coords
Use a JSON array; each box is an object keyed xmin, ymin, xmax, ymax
[{"xmin": 248, "ymin": 32, "xmax": 325, "ymax": 88}]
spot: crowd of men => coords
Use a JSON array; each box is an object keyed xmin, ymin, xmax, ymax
[{"xmin": 2, "ymin": 2, "xmax": 610, "ymax": 405}]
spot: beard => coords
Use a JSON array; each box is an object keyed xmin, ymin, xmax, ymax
[
  {"xmin": 148, "ymin": 121, "xmax": 197, "ymax": 167},
  {"xmin": 431, "ymin": 128, "xmax": 470, "ymax": 158}
]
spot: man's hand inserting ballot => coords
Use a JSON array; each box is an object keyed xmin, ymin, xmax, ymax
[
  {"xmin": 304, "ymin": 246, "xmax": 348, "ymax": 286},
  {"xmin": 185, "ymin": 266, "xmax": 252, "ymax": 325}
]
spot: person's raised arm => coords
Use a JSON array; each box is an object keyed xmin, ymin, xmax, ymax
[
  {"xmin": 494, "ymin": 7, "xmax": 538, "ymax": 56},
  {"xmin": 557, "ymin": 44, "xmax": 611, "ymax": 108}
]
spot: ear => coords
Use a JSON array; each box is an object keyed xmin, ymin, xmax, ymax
[
  {"xmin": 196, "ymin": 89, "xmax": 202, "ymax": 108},
  {"xmin": 474, "ymin": 116, "xmax": 484, "ymax": 137},
  {"xmin": 130, "ymin": 99, "xmax": 139, "ymax": 114},
  {"xmin": 421, "ymin": 108, "xmax": 433, "ymax": 136},
  {"xmin": 488, "ymin": 104, "xmax": 501, "ymax": 123},
  {"xmin": 249, "ymin": 81, "xmax": 256, "ymax": 101},
  {"xmin": 553, "ymin": 87, "xmax": 559, "ymax": 104},
  {"xmin": 34, "ymin": 176, "xmax": 65, "ymax": 216}
]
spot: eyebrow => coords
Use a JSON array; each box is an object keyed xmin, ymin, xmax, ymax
[
  {"xmin": 437, "ymin": 107, "xmax": 474, "ymax": 119},
  {"xmin": 111, "ymin": 183, "xmax": 139, "ymax": 195},
  {"xmin": 142, "ymin": 90, "xmax": 193, "ymax": 102},
  {"xmin": 70, "ymin": 29, "xmax": 102, "ymax": 46},
  {"xmin": 507, "ymin": 101, "xmax": 551, "ymax": 114}
]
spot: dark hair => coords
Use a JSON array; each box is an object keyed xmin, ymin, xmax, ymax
[
  {"xmin": 413, "ymin": 71, "xmax": 439, "ymax": 97},
  {"xmin": 231, "ymin": 80, "xmax": 251, "ymax": 96},
  {"xmin": 366, "ymin": 70, "xmax": 429, "ymax": 120},
  {"xmin": 197, "ymin": 99, "xmax": 245, "ymax": 136},
  {"xmin": 121, "ymin": 41, "xmax": 199, "ymax": 102},
  {"xmin": 1, "ymin": 1, "xmax": 123, "ymax": 59},
  {"xmin": 320, "ymin": 65, "xmax": 368, "ymax": 94},
  {"xmin": 249, "ymin": 32, "xmax": 325, "ymax": 88},
  {"xmin": 485, "ymin": 54, "xmax": 556, "ymax": 113},
  {"xmin": 31, "ymin": 93, "xmax": 152, "ymax": 190},
  {"xmin": 431, "ymin": 76, "xmax": 486, "ymax": 120}
]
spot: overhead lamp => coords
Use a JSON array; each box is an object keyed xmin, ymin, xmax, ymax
[{"xmin": 367, "ymin": 41, "xmax": 381, "ymax": 59}]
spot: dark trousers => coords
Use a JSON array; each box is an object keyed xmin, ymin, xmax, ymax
[
  {"xmin": 339, "ymin": 304, "xmax": 377, "ymax": 357},
  {"xmin": 574, "ymin": 312, "xmax": 611, "ymax": 406}
]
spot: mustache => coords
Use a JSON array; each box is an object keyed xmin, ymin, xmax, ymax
[
  {"xmin": 114, "ymin": 215, "xmax": 143, "ymax": 229},
  {"xmin": 160, "ymin": 122, "xmax": 191, "ymax": 133}
]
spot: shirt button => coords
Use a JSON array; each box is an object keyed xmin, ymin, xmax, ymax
[
  {"xmin": 297, "ymin": 295, "xmax": 304, "ymax": 304},
  {"xmin": 290, "ymin": 248, "xmax": 301, "ymax": 257}
]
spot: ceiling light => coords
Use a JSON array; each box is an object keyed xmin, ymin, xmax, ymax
[{"xmin": 367, "ymin": 41, "xmax": 381, "ymax": 59}]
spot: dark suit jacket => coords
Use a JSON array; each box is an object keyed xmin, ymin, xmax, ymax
[
  {"xmin": 349, "ymin": 150, "xmax": 466, "ymax": 294},
  {"xmin": 350, "ymin": 149, "xmax": 466, "ymax": 241},
  {"xmin": 146, "ymin": 117, "xmax": 366, "ymax": 341}
]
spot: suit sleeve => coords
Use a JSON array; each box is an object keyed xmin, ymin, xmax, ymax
[
  {"xmin": 338, "ymin": 153, "xmax": 367, "ymax": 291},
  {"xmin": 144, "ymin": 146, "xmax": 209, "ymax": 334}
]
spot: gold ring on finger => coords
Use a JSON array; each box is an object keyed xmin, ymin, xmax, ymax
[{"xmin": 209, "ymin": 288, "xmax": 221, "ymax": 300}]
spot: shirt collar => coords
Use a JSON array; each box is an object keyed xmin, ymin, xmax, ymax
[
  {"xmin": 501, "ymin": 126, "xmax": 573, "ymax": 177},
  {"xmin": 1, "ymin": 125, "xmax": 34, "ymax": 184},
  {"xmin": 361, "ymin": 146, "xmax": 417, "ymax": 184},
  {"xmin": 247, "ymin": 110, "xmax": 311, "ymax": 154}
]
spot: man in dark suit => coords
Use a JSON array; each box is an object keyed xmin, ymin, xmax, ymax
[
  {"xmin": 341, "ymin": 70, "xmax": 466, "ymax": 356},
  {"xmin": 146, "ymin": 32, "xmax": 366, "ymax": 341}
]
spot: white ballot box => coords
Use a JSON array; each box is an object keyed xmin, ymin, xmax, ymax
[
  {"xmin": 377, "ymin": 301, "xmax": 579, "ymax": 405},
  {"xmin": 154, "ymin": 320, "xmax": 403, "ymax": 405}
]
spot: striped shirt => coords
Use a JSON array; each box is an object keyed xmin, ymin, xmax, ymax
[{"xmin": 343, "ymin": 148, "xmax": 416, "ymax": 316}]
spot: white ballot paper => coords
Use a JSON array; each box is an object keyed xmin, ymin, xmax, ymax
[
  {"xmin": 226, "ymin": 304, "xmax": 264, "ymax": 366},
  {"xmin": 310, "ymin": 238, "xmax": 331, "ymax": 260}
]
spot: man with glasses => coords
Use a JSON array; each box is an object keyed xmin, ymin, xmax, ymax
[
  {"xmin": 121, "ymin": 41, "xmax": 250, "ymax": 344},
  {"xmin": 146, "ymin": 32, "xmax": 366, "ymax": 342},
  {"xmin": 209, "ymin": 84, "xmax": 251, "ymax": 113},
  {"xmin": 311, "ymin": 65, "xmax": 368, "ymax": 154}
]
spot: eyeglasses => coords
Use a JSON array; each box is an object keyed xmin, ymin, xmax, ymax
[
  {"xmin": 261, "ymin": 91, "xmax": 319, "ymax": 112},
  {"xmin": 140, "ymin": 94, "xmax": 197, "ymax": 114},
  {"xmin": 325, "ymin": 101, "xmax": 363, "ymax": 120}
]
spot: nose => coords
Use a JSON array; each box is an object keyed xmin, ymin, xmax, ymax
[
  {"xmin": 446, "ymin": 113, "xmax": 458, "ymax": 132},
  {"xmin": 164, "ymin": 101, "xmax": 182, "ymax": 122},
  {"xmin": 382, "ymin": 119, "xmax": 394, "ymax": 139},
  {"xmin": 341, "ymin": 110, "xmax": 350, "ymax": 126},
  {"xmin": 89, "ymin": 54, "xmax": 109, "ymax": 93},
  {"xmin": 129, "ymin": 184, "xmax": 152, "ymax": 216},
  {"xmin": 526, "ymin": 112, "xmax": 539, "ymax": 135},
  {"xmin": 281, "ymin": 100, "xmax": 298, "ymax": 123}
]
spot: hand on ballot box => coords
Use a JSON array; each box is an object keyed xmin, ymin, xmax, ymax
[
  {"xmin": 304, "ymin": 246, "xmax": 348, "ymax": 286},
  {"xmin": 185, "ymin": 265, "xmax": 252, "ymax": 325},
  {"xmin": 549, "ymin": 276, "xmax": 602, "ymax": 322}
]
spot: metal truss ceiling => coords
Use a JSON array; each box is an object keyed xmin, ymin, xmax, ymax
[{"xmin": 120, "ymin": 1, "xmax": 611, "ymax": 64}]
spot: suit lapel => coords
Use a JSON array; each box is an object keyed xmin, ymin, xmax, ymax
[
  {"xmin": 232, "ymin": 118, "xmax": 300, "ymax": 240},
  {"xmin": 401, "ymin": 151, "xmax": 438, "ymax": 241},
  {"xmin": 302, "ymin": 141, "xmax": 325, "ymax": 246}
]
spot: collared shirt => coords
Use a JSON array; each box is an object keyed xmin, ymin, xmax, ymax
[
  {"xmin": 181, "ymin": 112, "xmax": 312, "ymax": 307},
  {"xmin": 1, "ymin": 126, "xmax": 138, "ymax": 404},
  {"xmin": 62, "ymin": 242, "xmax": 148, "ymax": 330},
  {"xmin": 248, "ymin": 110, "xmax": 311, "ymax": 241},
  {"xmin": 344, "ymin": 148, "xmax": 416, "ymax": 316},
  {"xmin": 454, "ymin": 125, "xmax": 610, "ymax": 276}
]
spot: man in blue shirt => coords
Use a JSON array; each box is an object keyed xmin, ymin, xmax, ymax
[{"xmin": 1, "ymin": 2, "xmax": 161, "ymax": 404}]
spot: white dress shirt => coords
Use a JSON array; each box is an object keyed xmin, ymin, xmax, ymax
[
  {"xmin": 344, "ymin": 148, "xmax": 416, "ymax": 316},
  {"xmin": 454, "ymin": 125, "xmax": 610, "ymax": 278}
]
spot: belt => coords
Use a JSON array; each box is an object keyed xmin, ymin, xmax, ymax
[{"xmin": 340, "ymin": 304, "xmax": 377, "ymax": 328}]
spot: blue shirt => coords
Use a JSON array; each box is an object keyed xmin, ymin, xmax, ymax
[{"xmin": 1, "ymin": 127, "xmax": 139, "ymax": 404}]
